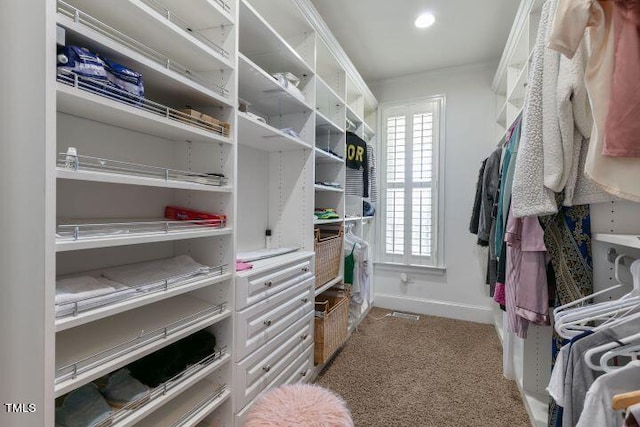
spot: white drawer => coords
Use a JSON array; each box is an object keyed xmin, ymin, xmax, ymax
[
  {"xmin": 235, "ymin": 277, "xmax": 314, "ymax": 361},
  {"xmin": 234, "ymin": 344, "xmax": 314, "ymax": 427},
  {"xmin": 234, "ymin": 313, "xmax": 314, "ymax": 408},
  {"xmin": 236, "ymin": 257, "xmax": 313, "ymax": 311}
]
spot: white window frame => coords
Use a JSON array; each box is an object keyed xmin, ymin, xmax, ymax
[{"xmin": 377, "ymin": 95, "xmax": 446, "ymax": 269}]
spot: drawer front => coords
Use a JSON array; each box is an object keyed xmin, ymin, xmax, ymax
[
  {"xmin": 283, "ymin": 343, "xmax": 314, "ymax": 385},
  {"xmin": 234, "ymin": 344, "xmax": 314, "ymax": 427},
  {"xmin": 236, "ymin": 258, "xmax": 313, "ymax": 311},
  {"xmin": 235, "ymin": 277, "xmax": 314, "ymax": 361},
  {"xmin": 234, "ymin": 314, "xmax": 314, "ymax": 408}
]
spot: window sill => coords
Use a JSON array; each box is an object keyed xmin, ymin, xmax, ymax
[{"xmin": 374, "ymin": 262, "xmax": 447, "ymax": 276}]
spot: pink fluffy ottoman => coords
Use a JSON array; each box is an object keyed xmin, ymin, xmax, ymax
[{"xmin": 244, "ymin": 384, "xmax": 354, "ymax": 427}]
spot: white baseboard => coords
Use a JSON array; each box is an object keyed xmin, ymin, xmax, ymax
[{"xmin": 373, "ymin": 293, "xmax": 493, "ymax": 324}]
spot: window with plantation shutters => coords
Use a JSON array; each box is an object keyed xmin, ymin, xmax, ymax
[{"xmin": 381, "ymin": 97, "xmax": 443, "ymax": 266}]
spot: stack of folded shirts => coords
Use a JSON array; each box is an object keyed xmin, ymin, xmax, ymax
[{"xmin": 314, "ymin": 208, "xmax": 340, "ymax": 220}]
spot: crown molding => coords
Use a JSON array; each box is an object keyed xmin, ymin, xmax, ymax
[{"xmin": 293, "ymin": 0, "xmax": 378, "ymax": 109}]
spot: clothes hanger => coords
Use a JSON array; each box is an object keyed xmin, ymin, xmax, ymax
[
  {"xmin": 554, "ymin": 254, "xmax": 639, "ymax": 338},
  {"xmin": 583, "ymin": 329, "xmax": 640, "ymax": 372},
  {"xmin": 612, "ymin": 390, "xmax": 640, "ymax": 410},
  {"xmin": 581, "ymin": 260, "xmax": 640, "ymax": 371}
]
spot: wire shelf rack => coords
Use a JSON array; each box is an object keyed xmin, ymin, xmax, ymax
[
  {"xmin": 55, "ymin": 302, "xmax": 228, "ymax": 384},
  {"xmin": 100, "ymin": 348, "xmax": 227, "ymax": 426},
  {"xmin": 56, "ymin": 264, "xmax": 229, "ymax": 319},
  {"xmin": 58, "ymin": 1, "xmax": 230, "ymax": 99},
  {"xmin": 58, "ymin": 152, "xmax": 228, "ymax": 188},
  {"xmin": 57, "ymin": 69, "xmax": 230, "ymax": 137},
  {"xmin": 142, "ymin": 0, "xmax": 232, "ymax": 57},
  {"xmin": 170, "ymin": 385, "xmax": 227, "ymax": 427},
  {"xmin": 56, "ymin": 217, "xmax": 227, "ymax": 242}
]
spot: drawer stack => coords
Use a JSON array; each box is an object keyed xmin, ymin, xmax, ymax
[{"xmin": 233, "ymin": 252, "xmax": 316, "ymax": 424}]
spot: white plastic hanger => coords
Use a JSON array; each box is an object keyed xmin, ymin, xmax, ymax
[
  {"xmin": 554, "ymin": 255, "xmax": 639, "ymax": 338},
  {"xmin": 580, "ymin": 259, "xmax": 640, "ymax": 371},
  {"xmin": 583, "ymin": 328, "xmax": 640, "ymax": 372}
]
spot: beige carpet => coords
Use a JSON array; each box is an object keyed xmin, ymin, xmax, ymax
[{"xmin": 315, "ymin": 308, "xmax": 531, "ymax": 427}]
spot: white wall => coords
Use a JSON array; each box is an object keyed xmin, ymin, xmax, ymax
[{"xmin": 369, "ymin": 62, "xmax": 498, "ymax": 324}]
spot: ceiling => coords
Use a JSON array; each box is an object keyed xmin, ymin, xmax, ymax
[{"xmin": 309, "ymin": 0, "xmax": 520, "ymax": 82}]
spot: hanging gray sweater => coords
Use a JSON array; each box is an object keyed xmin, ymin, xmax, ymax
[{"xmin": 477, "ymin": 148, "xmax": 502, "ymax": 245}]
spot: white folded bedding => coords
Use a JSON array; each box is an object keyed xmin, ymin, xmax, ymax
[{"xmin": 101, "ymin": 255, "xmax": 209, "ymax": 287}]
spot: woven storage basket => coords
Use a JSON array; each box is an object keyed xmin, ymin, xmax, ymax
[
  {"xmin": 314, "ymin": 227, "xmax": 343, "ymax": 288},
  {"xmin": 314, "ymin": 288, "xmax": 350, "ymax": 365}
]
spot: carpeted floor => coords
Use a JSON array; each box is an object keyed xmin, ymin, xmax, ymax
[{"xmin": 315, "ymin": 308, "xmax": 530, "ymax": 427}]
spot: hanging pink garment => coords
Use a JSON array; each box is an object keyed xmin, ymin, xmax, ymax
[{"xmin": 603, "ymin": 0, "xmax": 640, "ymax": 157}]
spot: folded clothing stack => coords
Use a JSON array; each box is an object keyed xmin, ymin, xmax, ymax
[
  {"xmin": 165, "ymin": 206, "xmax": 227, "ymax": 227},
  {"xmin": 55, "ymin": 255, "xmax": 211, "ymax": 316},
  {"xmin": 127, "ymin": 329, "xmax": 216, "ymax": 387},
  {"xmin": 57, "ymin": 45, "xmax": 144, "ymax": 105},
  {"xmin": 55, "ymin": 330, "xmax": 217, "ymax": 427},
  {"xmin": 314, "ymin": 208, "xmax": 340, "ymax": 220}
]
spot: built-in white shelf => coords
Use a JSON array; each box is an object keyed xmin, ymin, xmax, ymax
[
  {"xmin": 107, "ymin": 351, "xmax": 230, "ymax": 427},
  {"xmin": 57, "ymin": 6, "xmax": 232, "ymax": 108},
  {"xmin": 314, "ymin": 275, "xmax": 342, "ymax": 297},
  {"xmin": 362, "ymin": 121, "xmax": 375, "ymax": 139},
  {"xmin": 55, "ymin": 294, "xmax": 231, "ymax": 397},
  {"xmin": 314, "ymin": 184, "xmax": 343, "ymax": 193},
  {"xmin": 238, "ymin": 53, "xmax": 313, "ymax": 116},
  {"xmin": 316, "ymin": 110, "xmax": 345, "ymax": 134},
  {"xmin": 57, "ymin": 82, "xmax": 232, "ymax": 145},
  {"xmin": 55, "ymin": 218, "xmax": 232, "ymax": 252},
  {"xmin": 57, "ymin": 168, "xmax": 232, "ymax": 193},
  {"xmin": 344, "ymin": 216, "xmax": 374, "ymax": 223},
  {"xmin": 593, "ymin": 233, "xmax": 640, "ymax": 249},
  {"xmin": 155, "ymin": 0, "xmax": 234, "ymax": 27},
  {"xmin": 507, "ymin": 63, "xmax": 528, "ymax": 107},
  {"xmin": 317, "ymin": 75, "xmax": 345, "ymax": 107},
  {"xmin": 314, "ymin": 147, "xmax": 344, "ymax": 164},
  {"xmin": 62, "ymin": 0, "xmax": 233, "ymax": 72},
  {"xmin": 496, "ymin": 102, "xmax": 507, "ymax": 128},
  {"xmin": 135, "ymin": 380, "xmax": 230, "ymax": 427},
  {"xmin": 239, "ymin": 0, "xmax": 313, "ymax": 78},
  {"xmin": 314, "ymin": 218, "xmax": 343, "ymax": 225},
  {"xmin": 346, "ymin": 105, "xmax": 363, "ymax": 127},
  {"xmin": 56, "ymin": 271, "xmax": 232, "ymax": 332},
  {"xmin": 237, "ymin": 112, "xmax": 312, "ymax": 151}
]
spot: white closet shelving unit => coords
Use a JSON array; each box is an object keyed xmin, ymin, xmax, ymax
[
  {"xmin": 2, "ymin": 0, "xmax": 376, "ymax": 425},
  {"xmin": 7, "ymin": 0, "xmax": 238, "ymax": 424},
  {"xmin": 493, "ymin": 2, "xmax": 640, "ymax": 427},
  {"xmin": 314, "ymin": 36, "xmax": 347, "ymax": 227},
  {"xmin": 492, "ymin": 2, "xmax": 549, "ymax": 426},
  {"xmin": 234, "ymin": 0, "xmax": 316, "ymax": 424}
]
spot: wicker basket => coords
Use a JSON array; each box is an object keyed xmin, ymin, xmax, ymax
[
  {"xmin": 314, "ymin": 288, "xmax": 350, "ymax": 365},
  {"xmin": 314, "ymin": 227, "xmax": 343, "ymax": 288}
]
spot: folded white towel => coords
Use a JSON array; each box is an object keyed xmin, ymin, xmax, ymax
[
  {"xmin": 55, "ymin": 275, "xmax": 121, "ymax": 305},
  {"xmin": 101, "ymin": 255, "xmax": 208, "ymax": 287}
]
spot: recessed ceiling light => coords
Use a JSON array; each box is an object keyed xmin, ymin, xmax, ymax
[{"xmin": 415, "ymin": 12, "xmax": 436, "ymax": 29}]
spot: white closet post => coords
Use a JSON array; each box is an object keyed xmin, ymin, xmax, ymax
[{"xmin": 0, "ymin": 1, "xmax": 56, "ymax": 426}]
